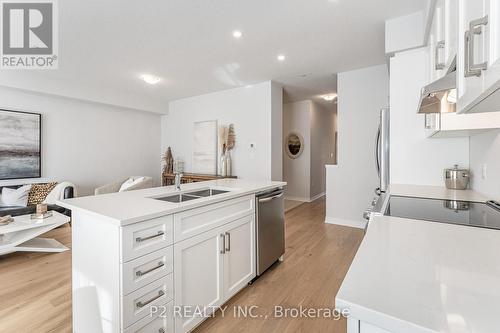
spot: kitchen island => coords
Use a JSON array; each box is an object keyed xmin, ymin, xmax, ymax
[
  {"xmin": 58, "ymin": 179, "xmax": 286, "ymax": 333},
  {"xmin": 336, "ymin": 185, "xmax": 500, "ymax": 333}
]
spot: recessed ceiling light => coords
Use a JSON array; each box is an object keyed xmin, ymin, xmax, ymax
[
  {"xmin": 232, "ymin": 30, "xmax": 243, "ymax": 39},
  {"xmin": 277, "ymin": 54, "xmax": 286, "ymax": 62},
  {"xmin": 140, "ymin": 74, "xmax": 161, "ymax": 85},
  {"xmin": 322, "ymin": 94, "xmax": 337, "ymax": 101}
]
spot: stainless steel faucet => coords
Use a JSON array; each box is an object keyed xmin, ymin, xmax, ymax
[{"xmin": 174, "ymin": 173, "xmax": 183, "ymax": 191}]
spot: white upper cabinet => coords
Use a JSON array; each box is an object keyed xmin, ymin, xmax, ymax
[
  {"xmin": 422, "ymin": 0, "xmax": 500, "ymax": 136},
  {"xmin": 483, "ymin": 0, "xmax": 500, "ymax": 93},
  {"xmin": 445, "ymin": 0, "xmax": 459, "ymax": 65},
  {"xmin": 458, "ymin": 0, "xmax": 500, "ymax": 113},
  {"xmin": 429, "ymin": 0, "xmax": 446, "ymax": 81}
]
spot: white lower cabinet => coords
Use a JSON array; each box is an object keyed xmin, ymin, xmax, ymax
[
  {"xmin": 72, "ymin": 194, "xmax": 257, "ymax": 333},
  {"xmin": 348, "ymin": 319, "xmax": 392, "ymax": 333},
  {"xmin": 123, "ymin": 300, "xmax": 174, "ymax": 333},
  {"xmin": 173, "ymin": 224, "xmax": 225, "ymax": 332},
  {"xmin": 174, "ymin": 214, "xmax": 255, "ymax": 333},
  {"xmin": 223, "ymin": 216, "xmax": 255, "ymax": 300}
]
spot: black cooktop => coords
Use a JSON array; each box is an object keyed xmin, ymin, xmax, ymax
[{"xmin": 386, "ymin": 196, "xmax": 500, "ymax": 230}]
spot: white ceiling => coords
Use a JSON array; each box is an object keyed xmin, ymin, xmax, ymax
[
  {"xmin": 277, "ymin": 73, "xmax": 338, "ymax": 107},
  {"xmin": 0, "ymin": 0, "xmax": 426, "ymax": 113}
]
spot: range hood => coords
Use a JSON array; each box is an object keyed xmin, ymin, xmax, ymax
[{"xmin": 417, "ymin": 59, "xmax": 457, "ymax": 114}]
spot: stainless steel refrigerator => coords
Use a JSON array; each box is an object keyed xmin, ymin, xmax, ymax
[{"xmin": 375, "ymin": 108, "xmax": 390, "ymax": 194}]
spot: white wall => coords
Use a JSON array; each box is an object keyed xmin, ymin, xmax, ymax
[
  {"xmin": 161, "ymin": 81, "xmax": 282, "ymax": 181},
  {"xmin": 271, "ymin": 82, "xmax": 284, "ymax": 181},
  {"xmin": 0, "ymin": 87, "xmax": 162, "ymax": 196},
  {"xmin": 283, "ymin": 101, "xmax": 311, "ymax": 201},
  {"xmin": 470, "ymin": 129, "xmax": 500, "ymax": 200},
  {"xmin": 325, "ymin": 64, "xmax": 389, "ymax": 228},
  {"xmin": 310, "ymin": 102, "xmax": 336, "ymax": 199},
  {"xmin": 390, "ymin": 48, "xmax": 469, "ymax": 186}
]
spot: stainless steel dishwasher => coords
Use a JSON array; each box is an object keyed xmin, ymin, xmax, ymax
[{"xmin": 255, "ymin": 187, "xmax": 285, "ymax": 276}]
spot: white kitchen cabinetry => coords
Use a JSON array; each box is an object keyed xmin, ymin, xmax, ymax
[
  {"xmin": 174, "ymin": 214, "xmax": 255, "ymax": 333},
  {"xmin": 429, "ymin": 0, "xmax": 446, "ymax": 81},
  {"xmin": 445, "ymin": 0, "xmax": 459, "ymax": 66},
  {"xmin": 223, "ymin": 216, "xmax": 255, "ymax": 300},
  {"xmin": 173, "ymin": 224, "xmax": 225, "ymax": 333},
  {"xmin": 425, "ymin": 110, "xmax": 500, "ymax": 137},
  {"xmin": 72, "ymin": 193, "xmax": 257, "ymax": 333},
  {"xmin": 458, "ymin": 0, "xmax": 500, "ymax": 113},
  {"xmin": 72, "ymin": 212, "xmax": 176, "ymax": 333},
  {"xmin": 429, "ymin": 0, "xmax": 457, "ymax": 81},
  {"xmin": 347, "ymin": 319, "xmax": 392, "ymax": 333}
]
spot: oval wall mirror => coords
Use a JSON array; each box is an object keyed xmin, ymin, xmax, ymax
[{"xmin": 285, "ymin": 132, "xmax": 304, "ymax": 159}]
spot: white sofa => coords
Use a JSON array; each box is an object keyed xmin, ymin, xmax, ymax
[{"xmin": 94, "ymin": 177, "xmax": 153, "ymax": 195}]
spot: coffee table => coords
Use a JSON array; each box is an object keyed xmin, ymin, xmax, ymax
[{"xmin": 0, "ymin": 211, "xmax": 70, "ymax": 255}]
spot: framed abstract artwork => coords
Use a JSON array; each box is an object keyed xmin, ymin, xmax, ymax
[{"xmin": 0, "ymin": 109, "xmax": 42, "ymax": 180}]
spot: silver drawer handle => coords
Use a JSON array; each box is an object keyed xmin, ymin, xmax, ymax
[
  {"xmin": 136, "ymin": 261, "xmax": 164, "ymax": 277},
  {"xmin": 225, "ymin": 232, "xmax": 231, "ymax": 252},
  {"xmin": 220, "ymin": 234, "xmax": 226, "ymax": 254},
  {"xmin": 136, "ymin": 230, "xmax": 164, "ymax": 243},
  {"xmin": 158, "ymin": 328, "xmax": 165, "ymax": 333},
  {"xmin": 465, "ymin": 15, "xmax": 489, "ymax": 77},
  {"xmin": 136, "ymin": 290, "xmax": 165, "ymax": 308}
]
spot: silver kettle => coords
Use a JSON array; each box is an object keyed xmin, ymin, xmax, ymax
[{"xmin": 444, "ymin": 164, "xmax": 470, "ymax": 190}]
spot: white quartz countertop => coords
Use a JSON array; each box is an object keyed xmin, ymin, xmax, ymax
[
  {"xmin": 389, "ymin": 184, "xmax": 489, "ymax": 203},
  {"xmin": 336, "ymin": 214, "xmax": 500, "ymax": 333},
  {"xmin": 58, "ymin": 179, "xmax": 286, "ymax": 226}
]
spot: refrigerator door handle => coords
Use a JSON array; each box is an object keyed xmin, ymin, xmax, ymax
[{"xmin": 375, "ymin": 124, "xmax": 381, "ymax": 178}]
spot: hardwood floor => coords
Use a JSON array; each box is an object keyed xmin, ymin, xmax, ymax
[
  {"xmin": 0, "ymin": 224, "xmax": 72, "ymax": 333},
  {"xmin": 0, "ymin": 198, "xmax": 363, "ymax": 333},
  {"xmin": 194, "ymin": 198, "xmax": 364, "ymax": 333}
]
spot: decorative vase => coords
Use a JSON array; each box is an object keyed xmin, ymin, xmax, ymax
[
  {"xmin": 220, "ymin": 153, "xmax": 227, "ymax": 177},
  {"xmin": 226, "ymin": 151, "xmax": 232, "ymax": 177}
]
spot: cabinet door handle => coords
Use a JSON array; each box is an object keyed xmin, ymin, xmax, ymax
[
  {"xmin": 465, "ymin": 15, "xmax": 489, "ymax": 77},
  {"xmin": 136, "ymin": 230, "xmax": 164, "ymax": 243},
  {"xmin": 135, "ymin": 261, "xmax": 164, "ymax": 277},
  {"xmin": 225, "ymin": 232, "xmax": 231, "ymax": 252},
  {"xmin": 136, "ymin": 290, "xmax": 165, "ymax": 308},
  {"xmin": 220, "ymin": 234, "xmax": 226, "ymax": 254},
  {"xmin": 435, "ymin": 40, "xmax": 446, "ymax": 70},
  {"xmin": 158, "ymin": 328, "xmax": 165, "ymax": 333}
]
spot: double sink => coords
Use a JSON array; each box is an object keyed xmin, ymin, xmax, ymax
[{"xmin": 154, "ymin": 188, "xmax": 229, "ymax": 203}]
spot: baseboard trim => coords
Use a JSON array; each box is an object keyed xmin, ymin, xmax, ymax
[
  {"xmin": 309, "ymin": 192, "xmax": 325, "ymax": 202},
  {"xmin": 284, "ymin": 196, "xmax": 310, "ymax": 202},
  {"xmin": 324, "ymin": 217, "xmax": 366, "ymax": 229},
  {"xmin": 285, "ymin": 192, "xmax": 325, "ymax": 203}
]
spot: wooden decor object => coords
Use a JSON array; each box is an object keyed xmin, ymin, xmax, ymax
[
  {"xmin": 162, "ymin": 147, "xmax": 174, "ymax": 174},
  {"xmin": 162, "ymin": 173, "xmax": 236, "ymax": 186}
]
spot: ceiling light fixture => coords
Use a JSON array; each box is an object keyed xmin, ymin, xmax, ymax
[
  {"xmin": 140, "ymin": 74, "xmax": 161, "ymax": 85},
  {"xmin": 277, "ymin": 54, "xmax": 286, "ymax": 62},
  {"xmin": 232, "ymin": 30, "xmax": 243, "ymax": 39},
  {"xmin": 322, "ymin": 94, "xmax": 337, "ymax": 101}
]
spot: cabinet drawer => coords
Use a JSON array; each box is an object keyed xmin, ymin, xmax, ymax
[
  {"xmin": 174, "ymin": 195, "xmax": 254, "ymax": 242},
  {"xmin": 122, "ymin": 274, "xmax": 174, "ymax": 328},
  {"xmin": 122, "ymin": 215, "xmax": 173, "ymax": 262},
  {"xmin": 122, "ymin": 246, "xmax": 173, "ymax": 295},
  {"xmin": 123, "ymin": 300, "xmax": 174, "ymax": 333}
]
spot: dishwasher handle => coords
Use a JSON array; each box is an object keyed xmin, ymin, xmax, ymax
[{"xmin": 258, "ymin": 192, "xmax": 284, "ymax": 203}]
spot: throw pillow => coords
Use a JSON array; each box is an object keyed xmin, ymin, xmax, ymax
[
  {"xmin": 119, "ymin": 177, "xmax": 146, "ymax": 192},
  {"xmin": 27, "ymin": 182, "xmax": 58, "ymax": 205},
  {"xmin": 1, "ymin": 185, "xmax": 32, "ymax": 207}
]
